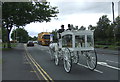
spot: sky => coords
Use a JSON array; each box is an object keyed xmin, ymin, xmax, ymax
[{"xmin": 23, "ymin": 0, "xmax": 119, "ymax": 37}]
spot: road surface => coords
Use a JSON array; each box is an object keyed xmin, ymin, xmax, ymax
[
  {"xmin": 2, "ymin": 43, "xmax": 120, "ymax": 82},
  {"xmin": 25, "ymin": 44, "xmax": 119, "ymax": 80}
]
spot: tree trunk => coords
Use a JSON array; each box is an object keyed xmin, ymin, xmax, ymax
[
  {"xmin": 6, "ymin": 23, "xmax": 13, "ymax": 48},
  {"xmin": 7, "ymin": 30, "xmax": 11, "ymax": 48}
]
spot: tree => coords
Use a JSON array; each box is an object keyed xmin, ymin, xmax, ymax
[
  {"xmin": 105, "ymin": 24, "xmax": 114, "ymax": 42},
  {"xmin": 88, "ymin": 25, "xmax": 96, "ymax": 31},
  {"xmin": 11, "ymin": 28, "xmax": 29, "ymax": 43},
  {"xmin": 2, "ymin": 27, "xmax": 7, "ymax": 43},
  {"xmin": 28, "ymin": 36, "xmax": 33, "ymax": 41},
  {"xmin": 2, "ymin": 2, "xmax": 59, "ymax": 48},
  {"xmin": 114, "ymin": 16, "xmax": 120, "ymax": 42},
  {"xmin": 2, "ymin": 27, "xmax": 7, "ymax": 48},
  {"xmin": 95, "ymin": 15, "xmax": 111, "ymax": 42},
  {"xmin": 33, "ymin": 36, "xmax": 37, "ymax": 41}
]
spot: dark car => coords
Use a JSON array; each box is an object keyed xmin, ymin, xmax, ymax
[{"xmin": 27, "ymin": 41, "xmax": 34, "ymax": 47}]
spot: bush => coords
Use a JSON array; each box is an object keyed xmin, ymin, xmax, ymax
[
  {"xmin": 95, "ymin": 41, "xmax": 112, "ymax": 45},
  {"xmin": 116, "ymin": 42, "xmax": 120, "ymax": 46}
]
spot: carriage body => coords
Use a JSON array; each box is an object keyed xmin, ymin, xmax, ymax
[
  {"xmin": 59, "ymin": 30, "xmax": 94, "ymax": 51},
  {"xmin": 49, "ymin": 30, "xmax": 97, "ymax": 73}
]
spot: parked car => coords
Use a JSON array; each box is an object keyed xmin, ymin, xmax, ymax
[{"xmin": 27, "ymin": 41, "xmax": 34, "ymax": 47}]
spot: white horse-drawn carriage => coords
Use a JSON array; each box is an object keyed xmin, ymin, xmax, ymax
[{"xmin": 49, "ymin": 29, "xmax": 97, "ymax": 73}]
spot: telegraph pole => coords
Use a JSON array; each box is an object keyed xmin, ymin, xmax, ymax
[
  {"xmin": 112, "ymin": 2, "xmax": 115, "ymax": 22},
  {"xmin": 112, "ymin": 2, "xmax": 116, "ymax": 45}
]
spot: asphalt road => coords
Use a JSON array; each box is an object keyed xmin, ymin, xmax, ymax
[
  {"xmin": 26, "ymin": 44, "xmax": 119, "ymax": 80},
  {"xmin": 2, "ymin": 43, "xmax": 120, "ymax": 82},
  {"xmin": 2, "ymin": 43, "xmax": 38, "ymax": 80}
]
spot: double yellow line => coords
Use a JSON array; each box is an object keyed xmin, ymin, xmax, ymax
[{"xmin": 24, "ymin": 45, "xmax": 54, "ymax": 82}]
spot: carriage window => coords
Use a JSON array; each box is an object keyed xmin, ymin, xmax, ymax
[
  {"xmin": 62, "ymin": 34, "xmax": 72, "ymax": 48},
  {"xmin": 75, "ymin": 35, "xmax": 85, "ymax": 48},
  {"xmin": 87, "ymin": 35, "xmax": 93, "ymax": 47}
]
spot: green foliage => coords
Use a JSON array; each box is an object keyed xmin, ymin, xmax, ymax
[
  {"xmin": 88, "ymin": 25, "xmax": 96, "ymax": 30},
  {"xmin": 2, "ymin": 2, "xmax": 59, "ymax": 27},
  {"xmin": 11, "ymin": 28, "xmax": 29, "ymax": 43},
  {"xmin": 114, "ymin": 16, "xmax": 120, "ymax": 42},
  {"xmin": 28, "ymin": 36, "xmax": 37, "ymax": 41},
  {"xmin": 95, "ymin": 44, "xmax": 119, "ymax": 50},
  {"xmin": 0, "ymin": 59, "xmax": 2, "ymax": 64},
  {"xmin": 116, "ymin": 42, "xmax": 120, "ymax": 46},
  {"xmin": 2, "ymin": 27, "xmax": 7, "ymax": 42},
  {"xmin": 106, "ymin": 24, "xmax": 114, "ymax": 42},
  {"xmin": 95, "ymin": 41, "xmax": 112, "ymax": 45},
  {"xmin": 33, "ymin": 36, "xmax": 37, "ymax": 41},
  {"xmin": 94, "ymin": 15, "xmax": 111, "ymax": 42},
  {"xmin": 89, "ymin": 15, "xmax": 120, "ymax": 45},
  {"xmin": 2, "ymin": 2, "xmax": 59, "ymax": 48},
  {"xmin": 28, "ymin": 36, "xmax": 33, "ymax": 41}
]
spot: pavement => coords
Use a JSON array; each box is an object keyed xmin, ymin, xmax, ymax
[{"xmin": 2, "ymin": 43, "xmax": 38, "ymax": 80}]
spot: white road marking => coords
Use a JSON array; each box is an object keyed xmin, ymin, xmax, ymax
[
  {"xmin": 106, "ymin": 60, "xmax": 119, "ymax": 64},
  {"xmin": 97, "ymin": 62, "xmax": 120, "ymax": 71},
  {"xmin": 77, "ymin": 63, "xmax": 103, "ymax": 73}
]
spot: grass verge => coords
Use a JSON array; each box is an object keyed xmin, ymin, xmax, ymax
[
  {"xmin": 1, "ymin": 43, "xmax": 18, "ymax": 51},
  {"xmin": 95, "ymin": 44, "xmax": 120, "ymax": 50},
  {"xmin": 0, "ymin": 59, "xmax": 2, "ymax": 64}
]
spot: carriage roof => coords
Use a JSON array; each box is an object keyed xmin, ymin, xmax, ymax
[{"xmin": 61, "ymin": 30, "xmax": 93, "ymax": 36}]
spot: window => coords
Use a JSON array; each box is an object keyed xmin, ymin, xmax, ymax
[
  {"xmin": 75, "ymin": 35, "xmax": 85, "ymax": 48},
  {"xmin": 43, "ymin": 35, "xmax": 50, "ymax": 39},
  {"xmin": 62, "ymin": 34, "xmax": 72, "ymax": 48},
  {"xmin": 87, "ymin": 35, "xmax": 93, "ymax": 47}
]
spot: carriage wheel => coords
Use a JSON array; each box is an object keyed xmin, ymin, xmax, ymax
[
  {"xmin": 63, "ymin": 48, "xmax": 72, "ymax": 73},
  {"xmin": 73, "ymin": 51, "xmax": 79, "ymax": 64},
  {"xmin": 54, "ymin": 51, "xmax": 59, "ymax": 65},
  {"xmin": 49, "ymin": 47, "xmax": 54, "ymax": 60},
  {"xmin": 85, "ymin": 50, "xmax": 97, "ymax": 70}
]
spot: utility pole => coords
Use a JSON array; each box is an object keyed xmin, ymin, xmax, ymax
[
  {"xmin": 112, "ymin": 2, "xmax": 116, "ymax": 45},
  {"xmin": 112, "ymin": 2, "xmax": 115, "ymax": 22}
]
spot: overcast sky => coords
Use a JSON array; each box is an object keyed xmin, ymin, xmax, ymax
[{"xmin": 24, "ymin": 0, "xmax": 119, "ymax": 37}]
